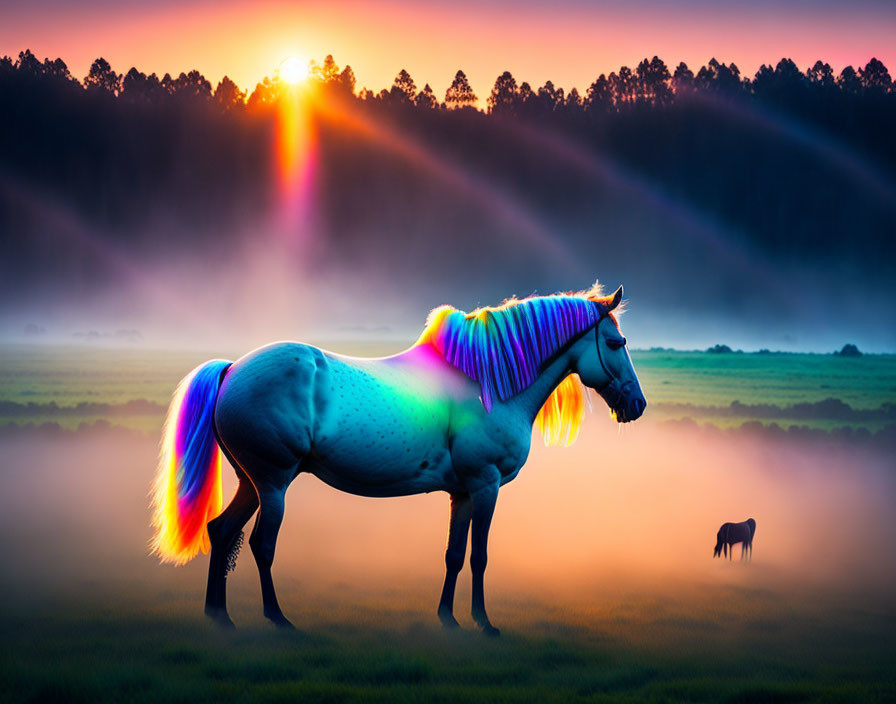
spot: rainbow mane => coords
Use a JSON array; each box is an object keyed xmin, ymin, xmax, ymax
[
  {"xmin": 418, "ymin": 282, "xmax": 618, "ymax": 446},
  {"xmin": 150, "ymin": 360, "xmax": 232, "ymax": 565}
]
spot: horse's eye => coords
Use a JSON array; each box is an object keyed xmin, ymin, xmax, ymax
[{"xmin": 607, "ymin": 337, "xmax": 626, "ymax": 350}]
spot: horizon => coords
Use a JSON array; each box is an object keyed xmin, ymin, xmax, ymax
[
  {"xmin": 3, "ymin": 0, "xmax": 896, "ymax": 101},
  {"xmin": 2, "ymin": 334, "xmax": 890, "ymax": 357},
  {"xmin": 4, "ymin": 46, "xmax": 894, "ymax": 105}
]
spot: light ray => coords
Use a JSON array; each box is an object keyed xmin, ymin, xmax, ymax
[
  {"xmin": 275, "ymin": 81, "xmax": 317, "ymax": 240},
  {"xmin": 690, "ymin": 91, "xmax": 896, "ymax": 211},
  {"xmin": 503, "ymin": 120, "xmax": 801, "ymax": 301},
  {"xmin": 312, "ymin": 97, "xmax": 584, "ymax": 271},
  {"xmin": 0, "ymin": 171, "xmax": 203, "ymax": 331}
]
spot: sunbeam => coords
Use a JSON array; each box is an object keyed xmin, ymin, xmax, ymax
[{"xmin": 309, "ymin": 96, "xmax": 585, "ymax": 272}]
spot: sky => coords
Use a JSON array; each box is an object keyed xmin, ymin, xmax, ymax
[{"xmin": 2, "ymin": 0, "xmax": 895, "ymax": 100}]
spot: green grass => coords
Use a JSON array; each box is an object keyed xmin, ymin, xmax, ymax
[
  {"xmin": 1, "ymin": 344, "xmax": 895, "ymax": 433},
  {"xmin": 631, "ymin": 350, "xmax": 896, "ymax": 409},
  {"xmin": 2, "ymin": 583, "xmax": 894, "ymax": 704}
]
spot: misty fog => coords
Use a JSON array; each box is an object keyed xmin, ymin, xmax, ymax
[{"xmin": 2, "ymin": 417, "xmax": 892, "ymax": 627}]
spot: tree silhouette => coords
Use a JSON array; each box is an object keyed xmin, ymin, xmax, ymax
[
  {"xmin": 609, "ymin": 67, "xmax": 634, "ymax": 108},
  {"xmin": 807, "ymin": 60, "xmax": 835, "ymax": 88},
  {"xmin": 42, "ymin": 58, "xmax": 71, "ymax": 82},
  {"xmin": 390, "ymin": 69, "xmax": 417, "ymax": 103},
  {"xmin": 488, "ymin": 71, "xmax": 518, "ymax": 115},
  {"xmin": 15, "ymin": 49, "xmax": 43, "ymax": 77},
  {"xmin": 565, "ymin": 87, "xmax": 582, "ymax": 112},
  {"xmin": 585, "ymin": 74, "xmax": 612, "ymax": 112},
  {"xmin": 636, "ymin": 56, "xmax": 672, "ymax": 105},
  {"xmin": 121, "ymin": 67, "xmax": 162, "ymax": 101},
  {"xmin": 672, "ymin": 62, "xmax": 694, "ymax": 94},
  {"xmin": 170, "ymin": 70, "xmax": 212, "ymax": 101},
  {"xmin": 695, "ymin": 58, "xmax": 742, "ymax": 95},
  {"xmin": 318, "ymin": 54, "xmax": 339, "ymax": 83},
  {"xmin": 214, "ymin": 76, "xmax": 246, "ymax": 111},
  {"xmin": 415, "ymin": 83, "xmax": 438, "ymax": 109},
  {"xmin": 337, "ymin": 66, "xmax": 356, "ymax": 95},
  {"xmin": 860, "ymin": 58, "xmax": 892, "ymax": 94},
  {"xmin": 517, "ymin": 81, "xmax": 535, "ymax": 114},
  {"xmin": 84, "ymin": 57, "xmax": 120, "ymax": 94},
  {"xmin": 753, "ymin": 58, "xmax": 805, "ymax": 105},
  {"xmin": 837, "ymin": 65, "xmax": 861, "ymax": 95},
  {"xmin": 247, "ymin": 76, "xmax": 278, "ymax": 109},
  {"xmin": 445, "ymin": 70, "xmax": 477, "ymax": 109},
  {"xmin": 536, "ymin": 80, "xmax": 562, "ymax": 114}
]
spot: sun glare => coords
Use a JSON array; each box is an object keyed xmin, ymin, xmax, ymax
[{"xmin": 279, "ymin": 56, "xmax": 308, "ymax": 85}]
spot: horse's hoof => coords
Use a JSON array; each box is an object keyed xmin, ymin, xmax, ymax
[
  {"xmin": 268, "ymin": 615, "xmax": 296, "ymax": 630},
  {"xmin": 480, "ymin": 624, "xmax": 501, "ymax": 637},
  {"xmin": 205, "ymin": 609, "xmax": 236, "ymax": 629},
  {"xmin": 439, "ymin": 615, "xmax": 460, "ymax": 630}
]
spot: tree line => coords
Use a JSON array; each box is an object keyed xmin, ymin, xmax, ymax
[
  {"xmin": 3, "ymin": 48, "xmax": 893, "ymax": 115},
  {"xmin": 1, "ymin": 48, "xmax": 894, "ymax": 315}
]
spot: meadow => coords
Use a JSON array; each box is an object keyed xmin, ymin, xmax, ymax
[
  {"xmin": 1, "ymin": 343, "xmax": 894, "ymax": 433},
  {"xmin": 4, "ymin": 580, "xmax": 894, "ymax": 704},
  {"xmin": 0, "ymin": 342, "xmax": 894, "ymax": 703}
]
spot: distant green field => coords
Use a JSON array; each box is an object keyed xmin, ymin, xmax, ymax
[
  {"xmin": 632, "ymin": 350, "xmax": 896, "ymax": 433},
  {"xmin": 633, "ymin": 350, "xmax": 896, "ymax": 409},
  {"xmin": 1, "ymin": 344, "xmax": 894, "ymax": 433}
]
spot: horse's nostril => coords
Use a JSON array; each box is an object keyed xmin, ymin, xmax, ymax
[{"xmin": 629, "ymin": 397, "xmax": 646, "ymax": 419}]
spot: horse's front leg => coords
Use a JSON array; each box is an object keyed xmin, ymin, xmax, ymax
[
  {"xmin": 437, "ymin": 493, "xmax": 472, "ymax": 629},
  {"xmin": 468, "ymin": 466, "xmax": 501, "ymax": 637}
]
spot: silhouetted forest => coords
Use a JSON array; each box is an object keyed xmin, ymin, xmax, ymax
[{"xmin": 2, "ymin": 49, "xmax": 895, "ymax": 326}]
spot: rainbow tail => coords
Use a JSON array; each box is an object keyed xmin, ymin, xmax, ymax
[{"xmin": 150, "ymin": 359, "xmax": 233, "ymax": 565}]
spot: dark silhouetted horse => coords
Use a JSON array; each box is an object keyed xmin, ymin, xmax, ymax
[{"xmin": 713, "ymin": 518, "xmax": 756, "ymax": 561}]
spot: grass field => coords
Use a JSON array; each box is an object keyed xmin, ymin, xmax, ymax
[
  {"xmin": 1, "ymin": 343, "xmax": 894, "ymax": 433},
  {"xmin": 4, "ymin": 580, "xmax": 894, "ymax": 704},
  {"xmin": 1, "ymin": 342, "xmax": 894, "ymax": 702}
]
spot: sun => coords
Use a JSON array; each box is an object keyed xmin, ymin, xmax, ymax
[{"xmin": 279, "ymin": 56, "xmax": 308, "ymax": 85}]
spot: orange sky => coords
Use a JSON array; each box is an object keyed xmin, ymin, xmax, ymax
[{"xmin": 3, "ymin": 0, "xmax": 895, "ymax": 101}]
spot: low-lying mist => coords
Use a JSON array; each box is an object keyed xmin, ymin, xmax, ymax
[
  {"xmin": 1, "ymin": 415, "xmax": 893, "ymax": 626},
  {"xmin": 5, "ymin": 226, "xmax": 895, "ymax": 356}
]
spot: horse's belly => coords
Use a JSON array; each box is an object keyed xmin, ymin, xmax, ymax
[{"xmin": 305, "ymin": 452, "xmax": 460, "ymax": 498}]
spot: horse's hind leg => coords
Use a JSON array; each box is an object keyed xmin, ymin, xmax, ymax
[
  {"xmin": 205, "ymin": 475, "xmax": 259, "ymax": 627},
  {"xmin": 249, "ymin": 481, "xmax": 293, "ymax": 628},
  {"xmin": 468, "ymin": 468, "xmax": 501, "ymax": 637},
  {"xmin": 437, "ymin": 493, "xmax": 472, "ymax": 629}
]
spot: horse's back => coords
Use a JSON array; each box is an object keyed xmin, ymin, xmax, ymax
[
  {"xmin": 716, "ymin": 520, "xmax": 756, "ymax": 545},
  {"xmin": 215, "ymin": 342, "xmax": 322, "ymax": 466},
  {"xmin": 214, "ymin": 341, "xmax": 461, "ymax": 496}
]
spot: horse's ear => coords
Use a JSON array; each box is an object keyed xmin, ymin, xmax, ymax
[{"xmin": 606, "ymin": 286, "xmax": 623, "ymax": 312}]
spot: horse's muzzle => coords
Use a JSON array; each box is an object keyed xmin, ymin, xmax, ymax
[
  {"xmin": 614, "ymin": 396, "xmax": 646, "ymax": 423},
  {"xmin": 627, "ymin": 396, "xmax": 647, "ymax": 421},
  {"xmin": 601, "ymin": 381, "xmax": 647, "ymax": 423}
]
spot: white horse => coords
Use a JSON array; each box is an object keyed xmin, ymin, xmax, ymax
[{"xmin": 151, "ymin": 283, "xmax": 646, "ymax": 635}]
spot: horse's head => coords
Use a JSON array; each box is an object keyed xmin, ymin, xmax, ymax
[{"xmin": 574, "ymin": 286, "xmax": 647, "ymax": 423}]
